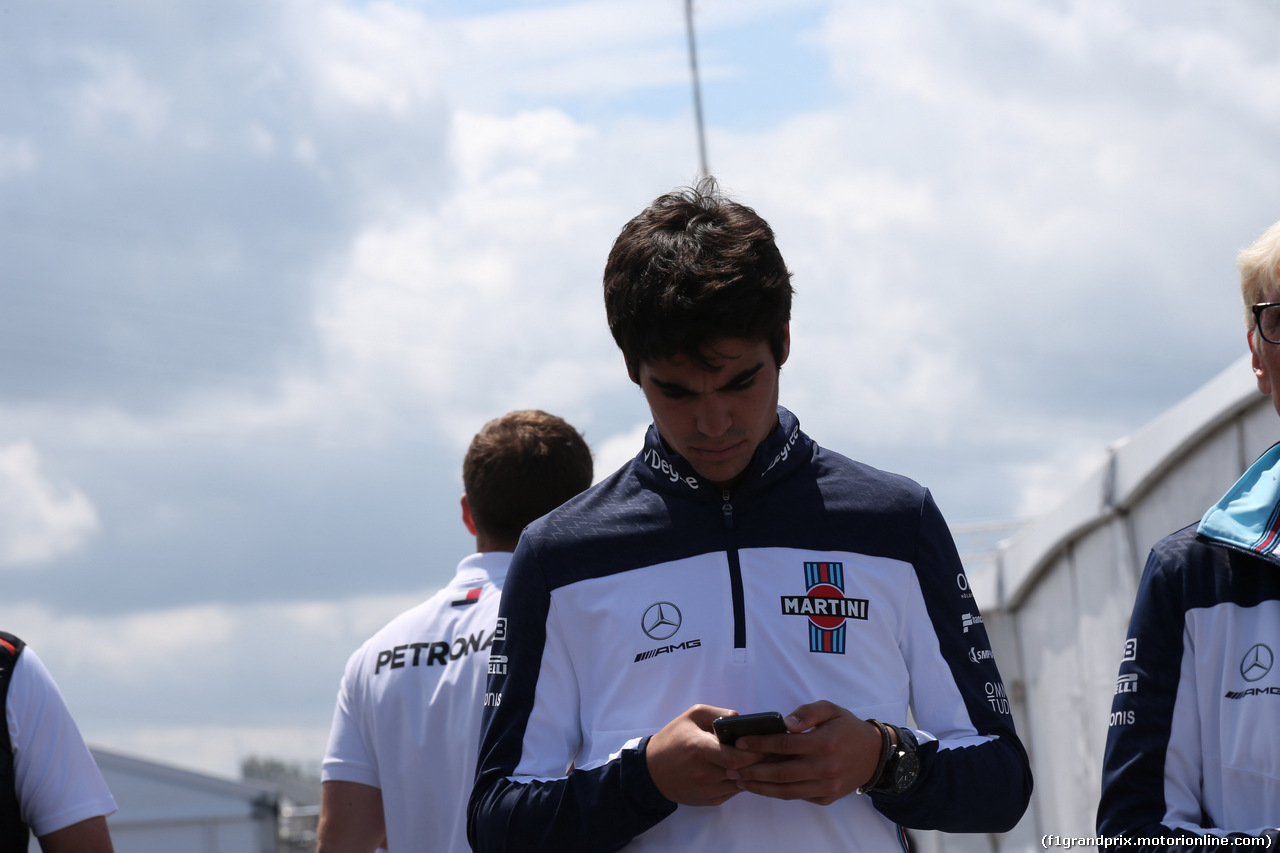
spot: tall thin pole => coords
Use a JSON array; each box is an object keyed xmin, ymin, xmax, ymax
[{"xmin": 684, "ymin": 0, "xmax": 710, "ymax": 180}]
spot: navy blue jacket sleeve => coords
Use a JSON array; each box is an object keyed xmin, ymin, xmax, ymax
[
  {"xmin": 870, "ymin": 492, "xmax": 1033, "ymax": 832},
  {"xmin": 466, "ymin": 538, "xmax": 676, "ymax": 853}
]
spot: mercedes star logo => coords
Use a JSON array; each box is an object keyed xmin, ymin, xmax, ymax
[
  {"xmin": 1241, "ymin": 643, "xmax": 1274, "ymax": 683},
  {"xmin": 642, "ymin": 602, "xmax": 682, "ymax": 641}
]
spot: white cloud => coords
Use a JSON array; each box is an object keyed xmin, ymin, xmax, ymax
[
  {"xmin": 1010, "ymin": 439, "xmax": 1112, "ymax": 520},
  {"xmin": 0, "ymin": 442, "xmax": 99, "ymax": 566},
  {"xmin": 593, "ymin": 421, "xmax": 650, "ymax": 484},
  {"xmin": 0, "ymin": 136, "xmax": 36, "ymax": 180},
  {"xmin": 451, "ymin": 0, "xmax": 687, "ymax": 104},
  {"xmin": 286, "ymin": 0, "xmax": 448, "ymax": 117},
  {"xmin": 247, "ymin": 124, "xmax": 276, "ymax": 155},
  {"xmin": 72, "ymin": 51, "xmax": 170, "ymax": 139},
  {"xmin": 43, "ymin": 603, "xmax": 238, "ymax": 678},
  {"xmin": 454, "ymin": 109, "xmax": 598, "ymax": 184},
  {"xmin": 445, "ymin": 0, "xmax": 830, "ymax": 106},
  {"xmin": 310, "ymin": 104, "xmax": 640, "ymax": 446}
]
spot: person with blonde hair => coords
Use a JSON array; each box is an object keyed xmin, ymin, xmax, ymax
[{"xmin": 1098, "ymin": 221, "xmax": 1280, "ymax": 847}]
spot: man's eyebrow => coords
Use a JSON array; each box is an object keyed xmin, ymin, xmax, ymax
[
  {"xmin": 649, "ymin": 361, "xmax": 766, "ymax": 395},
  {"xmin": 649, "ymin": 377, "xmax": 694, "ymax": 395},
  {"xmin": 716, "ymin": 361, "xmax": 764, "ymax": 390}
]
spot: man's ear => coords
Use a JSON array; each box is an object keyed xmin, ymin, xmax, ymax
[
  {"xmin": 778, "ymin": 323, "xmax": 791, "ymax": 368},
  {"xmin": 1251, "ymin": 330, "xmax": 1274, "ymax": 396},
  {"xmin": 461, "ymin": 494, "xmax": 478, "ymax": 536}
]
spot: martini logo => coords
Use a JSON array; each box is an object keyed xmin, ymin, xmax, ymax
[{"xmin": 781, "ymin": 562, "xmax": 868, "ymax": 654}]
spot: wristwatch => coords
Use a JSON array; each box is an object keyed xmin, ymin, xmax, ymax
[
  {"xmin": 873, "ymin": 724, "xmax": 920, "ymax": 795},
  {"xmin": 858, "ymin": 720, "xmax": 920, "ymax": 795}
]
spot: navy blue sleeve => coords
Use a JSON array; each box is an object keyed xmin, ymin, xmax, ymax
[
  {"xmin": 466, "ymin": 537, "xmax": 676, "ymax": 853},
  {"xmin": 870, "ymin": 492, "xmax": 1033, "ymax": 832}
]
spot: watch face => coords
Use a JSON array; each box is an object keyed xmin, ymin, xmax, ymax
[{"xmin": 894, "ymin": 752, "xmax": 920, "ymax": 791}]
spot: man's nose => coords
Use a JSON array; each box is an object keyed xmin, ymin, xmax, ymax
[{"xmin": 695, "ymin": 395, "xmax": 731, "ymax": 437}]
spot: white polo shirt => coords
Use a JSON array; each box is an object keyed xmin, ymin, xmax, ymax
[{"xmin": 323, "ymin": 552, "xmax": 508, "ymax": 853}]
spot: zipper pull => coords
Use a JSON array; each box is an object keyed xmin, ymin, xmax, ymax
[{"xmin": 722, "ymin": 489, "xmax": 734, "ymax": 530}]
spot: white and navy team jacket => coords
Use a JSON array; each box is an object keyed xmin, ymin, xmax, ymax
[
  {"xmin": 1098, "ymin": 443, "xmax": 1280, "ymax": 848},
  {"xmin": 468, "ymin": 407, "xmax": 1033, "ymax": 852}
]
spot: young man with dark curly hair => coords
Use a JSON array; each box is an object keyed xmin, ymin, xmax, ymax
[{"xmin": 470, "ymin": 181, "xmax": 1032, "ymax": 852}]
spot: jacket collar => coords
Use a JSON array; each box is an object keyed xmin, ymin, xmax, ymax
[
  {"xmin": 632, "ymin": 406, "xmax": 812, "ymax": 500},
  {"xmin": 456, "ymin": 551, "xmax": 512, "ymax": 584},
  {"xmin": 1198, "ymin": 442, "xmax": 1280, "ymax": 560}
]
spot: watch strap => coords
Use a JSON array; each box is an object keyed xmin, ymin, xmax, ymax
[
  {"xmin": 873, "ymin": 723, "xmax": 920, "ymax": 795},
  {"xmin": 856, "ymin": 718, "xmax": 893, "ymax": 795}
]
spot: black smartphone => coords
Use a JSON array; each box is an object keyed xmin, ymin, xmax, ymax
[{"xmin": 712, "ymin": 711, "xmax": 787, "ymax": 745}]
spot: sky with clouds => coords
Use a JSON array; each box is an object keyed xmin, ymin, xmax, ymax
[{"xmin": 2, "ymin": 0, "xmax": 1278, "ymax": 779}]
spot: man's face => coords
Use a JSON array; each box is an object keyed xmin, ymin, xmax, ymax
[
  {"xmin": 1252, "ymin": 284, "xmax": 1280, "ymax": 417},
  {"xmin": 637, "ymin": 330, "xmax": 789, "ymax": 491}
]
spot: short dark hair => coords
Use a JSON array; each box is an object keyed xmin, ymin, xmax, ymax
[
  {"xmin": 462, "ymin": 410, "xmax": 592, "ymax": 548},
  {"xmin": 603, "ymin": 177, "xmax": 793, "ymax": 381}
]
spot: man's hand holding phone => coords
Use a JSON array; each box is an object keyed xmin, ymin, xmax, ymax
[
  {"xmin": 644, "ymin": 705, "xmax": 780, "ymax": 807},
  {"xmin": 729, "ymin": 700, "xmax": 885, "ymax": 805}
]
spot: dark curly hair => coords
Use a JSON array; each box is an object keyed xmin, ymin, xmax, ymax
[{"xmin": 603, "ymin": 177, "xmax": 793, "ymax": 381}]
